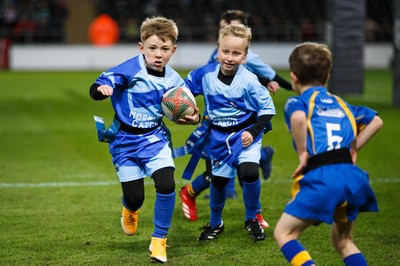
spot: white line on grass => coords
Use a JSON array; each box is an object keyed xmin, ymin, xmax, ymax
[
  {"xmin": 0, "ymin": 181, "xmax": 119, "ymax": 188},
  {"xmin": 1, "ymin": 178, "xmax": 399, "ymax": 188}
]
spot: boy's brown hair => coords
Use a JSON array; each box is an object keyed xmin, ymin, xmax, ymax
[
  {"xmin": 220, "ymin": 9, "xmax": 250, "ymax": 26},
  {"xmin": 140, "ymin": 16, "xmax": 179, "ymax": 44},
  {"xmin": 289, "ymin": 42, "xmax": 332, "ymax": 86}
]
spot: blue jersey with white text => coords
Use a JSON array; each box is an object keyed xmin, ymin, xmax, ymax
[
  {"xmin": 185, "ymin": 62, "xmax": 275, "ymax": 128},
  {"xmin": 94, "ymin": 54, "xmax": 185, "ymax": 129},
  {"xmin": 283, "ymin": 87, "xmax": 379, "ymax": 224},
  {"xmin": 284, "ymin": 86, "xmax": 377, "ymax": 156},
  {"xmin": 208, "ymin": 48, "xmax": 276, "ymax": 80},
  {"xmin": 185, "ymin": 62, "xmax": 275, "ymax": 177}
]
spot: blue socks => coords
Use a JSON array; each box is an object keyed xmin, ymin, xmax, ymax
[
  {"xmin": 209, "ymin": 183, "xmax": 226, "ymax": 228},
  {"xmin": 343, "ymin": 253, "xmax": 367, "ymax": 266},
  {"xmin": 153, "ymin": 191, "xmax": 175, "ymax": 238},
  {"xmin": 191, "ymin": 173, "xmax": 210, "ymax": 194},
  {"xmin": 281, "ymin": 239, "xmax": 315, "ymax": 266},
  {"xmin": 242, "ymin": 179, "xmax": 260, "ymax": 220},
  {"xmin": 226, "ymin": 178, "xmax": 235, "ymax": 194},
  {"xmin": 280, "ymin": 240, "xmax": 367, "ymax": 265}
]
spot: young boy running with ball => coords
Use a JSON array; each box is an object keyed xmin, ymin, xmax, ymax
[{"xmin": 89, "ymin": 16, "xmax": 199, "ymax": 263}]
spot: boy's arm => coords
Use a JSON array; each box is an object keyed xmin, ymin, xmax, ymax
[
  {"xmin": 241, "ymin": 114, "xmax": 273, "ymax": 148},
  {"xmin": 352, "ymin": 115, "xmax": 383, "ymax": 152},
  {"xmin": 273, "ymin": 74, "xmax": 293, "ymax": 91},
  {"xmin": 246, "ymin": 114, "xmax": 273, "ymax": 140},
  {"xmin": 90, "ymin": 83, "xmax": 112, "ymax": 100},
  {"xmin": 245, "ymin": 51, "xmax": 292, "ymax": 91},
  {"xmin": 290, "ymin": 110, "xmax": 308, "ymax": 178},
  {"xmin": 256, "ymin": 74, "xmax": 292, "ymax": 94}
]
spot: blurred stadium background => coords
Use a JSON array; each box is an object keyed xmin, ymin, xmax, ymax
[
  {"xmin": 0, "ymin": 0, "xmax": 392, "ymax": 44},
  {"xmin": 0, "ymin": 1, "xmax": 393, "ymax": 65},
  {"xmin": 0, "ymin": 0, "xmax": 396, "ymax": 102}
]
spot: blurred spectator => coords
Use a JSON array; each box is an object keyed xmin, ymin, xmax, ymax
[
  {"xmin": 378, "ymin": 17, "xmax": 392, "ymax": 42},
  {"xmin": 33, "ymin": 0, "xmax": 51, "ymax": 42},
  {"xmin": 365, "ymin": 17, "xmax": 379, "ymax": 42},
  {"xmin": 88, "ymin": 14, "xmax": 119, "ymax": 46},
  {"xmin": 12, "ymin": 13, "xmax": 36, "ymax": 43},
  {"xmin": 300, "ymin": 17, "xmax": 317, "ymax": 42},
  {"xmin": 49, "ymin": 0, "xmax": 68, "ymax": 42},
  {"xmin": 121, "ymin": 17, "xmax": 139, "ymax": 43},
  {"xmin": 249, "ymin": 14, "xmax": 266, "ymax": 41},
  {"xmin": 1, "ymin": 0, "xmax": 68, "ymax": 43},
  {"xmin": 2, "ymin": 2, "xmax": 18, "ymax": 33}
]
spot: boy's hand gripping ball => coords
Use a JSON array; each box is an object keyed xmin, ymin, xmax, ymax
[{"xmin": 161, "ymin": 87, "xmax": 197, "ymax": 122}]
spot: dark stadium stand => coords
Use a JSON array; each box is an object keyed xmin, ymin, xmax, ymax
[{"xmin": 0, "ymin": 0, "xmax": 393, "ymax": 44}]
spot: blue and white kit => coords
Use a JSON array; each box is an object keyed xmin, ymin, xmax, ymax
[
  {"xmin": 93, "ymin": 54, "xmax": 185, "ymax": 181},
  {"xmin": 185, "ymin": 62, "xmax": 276, "ymax": 178}
]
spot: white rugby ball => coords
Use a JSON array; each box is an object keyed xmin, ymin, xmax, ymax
[{"xmin": 161, "ymin": 87, "xmax": 196, "ymax": 122}]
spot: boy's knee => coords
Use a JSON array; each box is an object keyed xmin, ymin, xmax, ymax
[
  {"xmin": 239, "ymin": 162, "xmax": 259, "ymax": 183},
  {"xmin": 153, "ymin": 167, "xmax": 175, "ymax": 194}
]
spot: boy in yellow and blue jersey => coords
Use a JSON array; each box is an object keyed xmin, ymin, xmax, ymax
[{"xmin": 274, "ymin": 42, "xmax": 383, "ymax": 266}]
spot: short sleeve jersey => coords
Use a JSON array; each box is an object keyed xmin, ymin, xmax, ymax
[
  {"xmin": 283, "ymin": 86, "xmax": 377, "ymax": 156},
  {"xmin": 94, "ymin": 54, "xmax": 185, "ymax": 129},
  {"xmin": 185, "ymin": 62, "xmax": 275, "ymax": 128},
  {"xmin": 353, "ymin": 105, "xmax": 378, "ymax": 134}
]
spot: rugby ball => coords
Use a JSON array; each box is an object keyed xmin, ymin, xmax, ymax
[{"xmin": 161, "ymin": 87, "xmax": 196, "ymax": 122}]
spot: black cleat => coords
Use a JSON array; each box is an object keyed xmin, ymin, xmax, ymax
[
  {"xmin": 244, "ymin": 219, "xmax": 266, "ymax": 241},
  {"xmin": 198, "ymin": 221, "xmax": 224, "ymax": 240}
]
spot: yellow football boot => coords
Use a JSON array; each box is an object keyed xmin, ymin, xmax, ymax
[
  {"xmin": 120, "ymin": 207, "xmax": 139, "ymax": 236},
  {"xmin": 149, "ymin": 237, "xmax": 168, "ymax": 263}
]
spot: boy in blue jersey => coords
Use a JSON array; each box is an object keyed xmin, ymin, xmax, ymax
[
  {"xmin": 274, "ymin": 42, "xmax": 383, "ymax": 266},
  {"xmin": 179, "ymin": 9, "xmax": 291, "ymax": 228},
  {"xmin": 185, "ymin": 24, "xmax": 276, "ymax": 241},
  {"xmin": 89, "ymin": 16, "xmax": 200, "ymax": 263},
  {"xmin": 209, "ymin": 10, "xmax": 292, "ymax": 93}
]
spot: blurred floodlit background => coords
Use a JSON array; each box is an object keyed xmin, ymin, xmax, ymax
[{"xmin": 0, "ymin": 0, "xmax": 392, "ymax": 45}]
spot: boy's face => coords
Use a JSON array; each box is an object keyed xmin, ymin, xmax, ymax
[
  {"xmin": 138, "ymin": 35, "xmax": 177, "ymax": 72},
  {"xmin": 217, "ymin": 35, "xmax": 247, "ymax": 76}
]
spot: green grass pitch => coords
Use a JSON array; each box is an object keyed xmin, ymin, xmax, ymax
[{"xmin": 0, "ymin": 69, "xmax": 399, "ymax": 265}]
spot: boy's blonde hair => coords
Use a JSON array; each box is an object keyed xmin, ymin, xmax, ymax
[
  {"xmin": 217, "ymin": 24, "xmax": 252, "ymax": 54},
  {"xmin": 289, "ymin": 42, "xmax": 332, "ymax": 86},
  {"xmin": 140, "ymin": 16, "xmax": 179, "ymax": 44}
]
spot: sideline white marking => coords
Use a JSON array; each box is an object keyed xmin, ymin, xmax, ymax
[
  {"xmin": 0, "ymin": 181, "xmax": 119, "ymax": 188},
  {"xmin": 0, "ymin": 178, "xmax": 399, "ymax": 188}
]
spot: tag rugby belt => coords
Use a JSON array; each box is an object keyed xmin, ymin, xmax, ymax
[
  {"xmin": 302, "ymin": 148, "xmax": 353, "ymax": 174},
  {"xmin": 94, "ymin": 115, "xmax": 161, "ymax": 143},
  {"xmin": 208, "ymin": 113, "xmax": 256, "ymax": 132},
  {"xmin": 116, "ymin": 116, "xmax": 160, "ymax": 134}
]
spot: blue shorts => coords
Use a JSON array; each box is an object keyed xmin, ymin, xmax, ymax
[
  {"xmin": 284, "ymin": 163, "xmax": 378, "ymax": 224},
  {"xmin": 109, "ymin": 127, "xmax": 175, "ymax": 182},
  {"xmin": 210, "ymin": 128, "xmax": 262, "ymax": 179}
]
